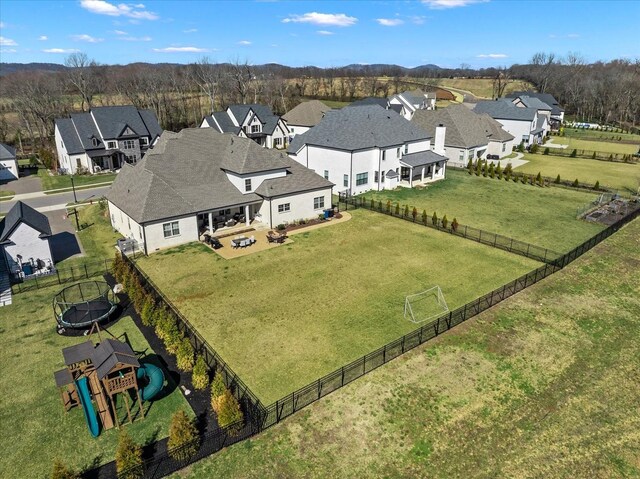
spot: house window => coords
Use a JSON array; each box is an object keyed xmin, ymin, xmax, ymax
[
  {"xmin": 140, "ymin": 137, "xmax": 149, "ymax": 146},
  {"xmin": 290, "ymin": 127, "xmax": 294, "ymax": 132},
  {"xmin": 251, "ymin": 124, "xmax": 261, "ymax": 133},
  {"xmin": 458, "ymin": 151, "xmax": 464, "ymax": 161},
  {"xmin": 274, "ymin": 137, "xmax": 283, "ymax": 147},
  {"xmin": 245, "ymin": 179, "xmax": 252, "ymax": 192},
  {"xmin": 139, "ymin": 226, "xmax": 143, "ymax": 239},
  {"xmin": 469, "ymin": 149, "xmax": 475, "ymax": 159},
  {"xmin": 404, "ymin": 144, "xmax": 409, "ymax": 154},
  {"xmin": 382, "ymin": 150, "xmax": 386, "ymax": 161},
  {"xmin": 278, "ymin": 203, "xmax": 290, "ymax": 213},
  {"xmin": 92, "ymin": 138, "xmax": 99, "ymax": 147},
  {"xmin": 313, "ymin": 196, "xmax": 324, "ymax": 209},
  {"xmin": 343, "ymin": 174, "xmax": 348, "ymax": 187},
  {"xmin": 127, "ymin": 218, "xmax": 131, "ymax": 229},
  {"xmin": 107, "ymin": 141, "xmax": 117, "ymax": 149},
  {"xmin": 163, "ymin": 221, "xmax": 180, "ymax": 238},
  {"xmin": 374, "ymin": 171, "xmax": 379, "ymax": 182},
  {"xmin": 381, "ymin": 171, "xmax": 385, "ymax": 183},
  {"xmin": 61, "ymin": 141, "xmax": 64, "ymax": 149},
  {"xmin": 502, "ymin": 143, "xmax": 506, "ymax": 152},
  {"xmin": 323, "ymin": 170, "xmax": 329, "ymax": 180},
  {"xmin": 397, "ymin": 147, "xmax": 401, "ymax": 158},
  {"xmin": 127, "ymin": 154, "xmax": 138, "ymax": 163},
  {"xmin": 122, "ymin": 139, "xmax": 135, "ymax": 149},
  {"xmin": 355, "ymin": 172, "xmax": 368, "ymax": 186}
]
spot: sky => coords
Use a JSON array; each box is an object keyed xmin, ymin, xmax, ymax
[{"xmin": 0, "ymin": 0, "xmax": 638, "ymax": 69}]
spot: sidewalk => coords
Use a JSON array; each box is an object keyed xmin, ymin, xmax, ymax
[{"xmin": 8, "ymin": 181, "xmax": 113, "ymax": 202}]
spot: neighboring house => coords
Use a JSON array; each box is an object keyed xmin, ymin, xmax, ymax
[
  {"xmin": 389, "ymin": 89, "xmax": 437, "ymax": 120},
  {"xmin": 473, "ymin": 99, "xmax": 546, "ymax": 146},
  {"xmin": 0, "ymin": 143, "xmax": 18, "ymax": 181},
  {"xmin": 288, "ymin": 105, "xmax": 448, "ymax": 195},
  {"xmin": 201, "ymin": 104, "xmax": 289, "ymax": 149},
  {"xmin": 411, "ymin": 104, "xmax": 511, "ymax": 167},
  {"xmin": 506, "ymin": 91, "xmax": 565, "ymax": 127},
  {"xmin": 55, "ymin": 105, "xmax": 162, "ymax": 175},
  {"xmin": 283, "ymin": 100, "xmax": 331, "ymax": 138},
  {"xmin": 478, "ymin": 114, "xmax": 516, "ymax": 160},
  {"xmin": 348, "ymin": 97, "xmax": 408, "ymax": 118},
  {"xmin": 107, "ymin": 128, "xmax": 333, "ymax": 254},
  {"xmin": 0, "ymin": 201, "xmax": 53, "ymax": 280}
]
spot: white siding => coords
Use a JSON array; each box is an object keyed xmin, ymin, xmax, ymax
[
  {"xmin": 3, "ymin": 223, "xmax": 52, "ymax": 274},
  {"xmin": 144, "ymin": 216, "xmax": 199, "ymax": 253},
  {"xmin": 287, "ymin": 124, "xmax": 310, "ymax": 138},
  {"xmin": 224, "ymin": 169, "xmax": 287, "ymax": 193},
  {"xmin": 258, "ymin": 187, "xmax": 333, "ymax": 228},
  {"xmin": 493, "ymin": 118, "xmax": 535, "ymax": 145},
  {"xmin": 486, "ymin": 139, "xmax": 514, "ymax": 159}
]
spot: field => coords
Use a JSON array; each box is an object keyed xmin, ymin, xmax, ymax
[
  {"xmin": 0, "ymin": 285, "xmax": 192, "ymax": 478},
  {"xmin": 553, "ymin": 137, "xmax": 639, "ymax": 155},
  {"xmin": 424, "ymin": 78, "xmax": 534, "ymax": 99},
  {"xmin": 564, "ymin": 127, "xmax": 640, "ymax": 143},
  {"xmin": 362, "ymin": 169, "xmax": 603, "ymax": 252},
  {"xmin": 516, "ymin": 153, "xmax": 640, "ymax": 193},
  {"xmin": 38, "ymin": 169, "xmax": 116, "ymax": 192},
  {"xmin": 172, "ymin": 216, "xmax": 640, "ymax": 479},
  {"xmin": 137, "ymin": 209, "xmax": 539, "ymax": 404}
]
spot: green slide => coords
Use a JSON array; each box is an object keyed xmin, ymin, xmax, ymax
[
  {"xmin": 75, "ymin": 377, "xmax": 100, "ymax": 437},
  {"xmin": 137, "ymin": 363, "xmax": 165, "ymax": 401}
]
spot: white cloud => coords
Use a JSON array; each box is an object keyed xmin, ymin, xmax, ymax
[
  {"xmin": 238, "ymin": 40, "xmax": 252, "ymax": 45},
  {"xmin": 282, "ymin": 12, "xmax": 357, "ymax": 27},
  {"xmin": 567, "ymin": 33, "xmax": 580, "ymax": 38},
  {"xmin": 409, "ymin": 15, "xmax": 427, "ymax": 24},
  {"xmin": 549, "ymin": 33, "xmax": 580, "ymax": 39},
  {"xmin": 113, "ymin": 30, "xmax": 128, "ymax": 35},
  {"xmin": 43, "ymin": 48, "xmax": 80, "ymax": 53},
  {"xmin": 120, "ymin": 36, "xmax": 152, "ymax": 41},
  {"xmin": 0, "ymin": 36, "xmax": 18, "ymax": 46},
  {"xmin": 377, "ymin": 18, "xmax": 404, "ymax": 26},
  {"xmin": 270, "ymin": 44, "xmax": 278, "ymax": 47},
  {"xmin": 153, "ymin": 46, "xmax": 209, "ymax": 53},
  {"xmin": 71, "ymin": 34, "xmax": 104, "ymax": 43},
  {"xmin": 0, "ymin": 48, "xmax": 17, "ymax": 53},
  {"xmin": 80, "ymin": 0, "xmax": 159, "ymax": 20},
  {"xmin": 0, "ymin": 22, "xmax": 5, "ymax": 29},
  {"xmin": 183, "ymin": 28, "xmax": 198, "ymax": 33},
  {"xmin": 476, "ymin": 53, "xmax": 507, "ymax": 58},
  {"xmin": 316, "ymin": 30, "xmax": 334, "ymax": 35},
  {"xmin": 422, "ymin": 0, "xmax": 489, "ymax": 9},
  {"xmin": 39, "ymin": 35, "xmax": 48, "ymax": 41}
]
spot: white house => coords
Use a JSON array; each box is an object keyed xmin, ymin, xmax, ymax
[
  {"xmin": 54, "ymin": 105, "xmax": 162, "ymax": 175},
  {"xmin": 0, "ymin": 201, "xmax": 53, "ymax": 280},
  {"xmin": 478, "ymin": 114, "xmax": 516, "ymax": 160},
  {"xmin": 506, "ymin": 91, "xmax": 565, "ymax": 128},
  {"xmin": 201, "ymin": 104, "xmax": 289, "ymax": 149},
  {"xmin": 0, "ymin": 143, "xmax": 19, "ymax": 181},
  {"xmin": 106, "ymin": 128, "xmax": 333, "ymax": 254},
  {"xmin": 283, "ymin": 100, "xmax": 331, "ymax": 138},
  {"xmin": 288, "ymin": 105, "xmax": 448, "ymax": 195},
  {"xmin": 389, "ymin": 89, "xmax": 437, "ymax": 120},
  {"xmin": 473, "ymin": 100, "xmax": 546, "ymax": 146}
]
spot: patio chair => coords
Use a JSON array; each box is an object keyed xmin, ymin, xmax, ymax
[{"xmin": 249, "ymin": 235, "xmax": 256, "ymax": 244}]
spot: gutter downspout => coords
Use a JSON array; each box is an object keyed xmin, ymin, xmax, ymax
[
  {"xmin": 269, "ymin": 198, "xmax": 273, "ymax": 229},
  {"xmin": 141, "ymin": 223, "xmax": 148, "ymax": 256},
  {"xmin": 378, "ymin": 149, "xmax": 382, "ymax": 191},
  {"xmin": 349, "ymin": 151, "xmax": 353, "ymax": 196}
]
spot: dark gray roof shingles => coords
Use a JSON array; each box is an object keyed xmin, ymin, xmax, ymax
[
  {"xmin": 473, "ymin": 100, "xmax": 537, "ymax": 121},
  {"xmin": 411, "ymin": 104, "xmax": 489, "ymax": 149},
  {"xmin": 0, "ymin": 142, "xmax": 16, "ymax": 160},
  {"xmin": 0, "ymin": 200, "xmax": 52, "ymax": 242}
]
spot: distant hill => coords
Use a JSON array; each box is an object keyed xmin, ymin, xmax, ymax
[{"xmin": 0, "ymin": 62, "xmax": 68, "ymax": 76}]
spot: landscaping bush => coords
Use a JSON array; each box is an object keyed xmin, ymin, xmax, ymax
[
  {"xmin": 504, "ymin": 163, "xmax": 513, "ymax": 176},
  {"xmin": 276, "ymin": 224, "xmax": 286, "ymax": 231},
  {"xmin": 217, "ymin": 389, "xmax": 244, "ymax": 432},
  {"xmin": 112, "ymin": 252, "xmax": 126, "ymax": 283},
  {"xmin": 543, "ymin": 147, "xmax": 550, "ymax": 155},
  {"xmin": 377, "ymin": 200, "xmax": 382, "ymax": 211},
  {"xmin": 176, "ymin": 338, "xmax": 195, "ymax": 372},
  {"xmin": 536, "ymin": 172, "xmax": 543, "ymax": 187},
  {"xmin": 555, "ymin": 174, "xmax": 561, "ymax": 184},
  {"xmin": 570, "ymin": 149, "xmax": 577, "ymax": 157},
  {"xmin": 140, "ymin": 296, "xmax": 156, "ymax": 327},
  {"xmin": 517, "ymin": 141, "xmax": 525, "ymax": 153},
  {"xmin": 573, "ymin": 178, "xmax": 580, "ymax": 187},
  {"xmin": 441, "ymin": 215, "xmax": 448, "ymax": 229},
  {"xmin": 370, "ymin": 198, "xmax": 375, "ymax": 209},
  {"xmin": 594, "ymin": 180, "xmax": 600, "ymax": 191},
  {"xmin": 451, "ymin": 217, "xmax": 459, "ymax": 232},
  {"xmin": 431, "ymin": 211, "xmax": 438, "ymax": 226},
  {"xmin": 489, "ymin": 162, "xmax": 495, "ymax": 178},
  {"xmin": 210, "ymin": 371, "xmax": 226, "ymax": 413},
  {"xmin": 530, "ymin": 143, "xmax": 539, "ymax": 154},
  {"xmin": 51, "ymin": 459, "xmax": 80, "ymax": 479},
  {"xmin": 168, "ymin": 410, "xmax": 199, "ymax": 461},
  {"xmin": 191, "ymin": 355, "xmax": 209, "ymax": 390},
  {"xmin": 395, "ymin": 203, "xmax": 400, "ymax": 215},
  {"xmin": 115, "ymin": 430, "xmax": 143, "ymax": 479},
  {"xmin": 412, "ymin": 207, "xmax": 418, "ymax": 221},
  {"xmin": 403, "ymin": 205, "xmax": 409, "ymax": 218},
  {"xmin": 467, "ymin": 158, "xmax": 473, "ymax": 174},
  {"xmin": 386, "ymin": 200, "xmax": 391, "ymax": 213},
  {"xmin": 475, "ymin": 159, "xmax": 482, "ymax": 176},
  {"xmin": 592, "ymin": 151, "xmax": 597, "ymax": 159},
  {"xmin": 421, "ymin": 209, "xmax": 428, "ymax": 226},
  {"xmin": 496, "ymin": 163, "xmax": 502, "ymax": 179}
]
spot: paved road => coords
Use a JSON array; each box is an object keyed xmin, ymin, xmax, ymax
[{"xmin": 0, "ymin": 185, "xmax": 111, "ymax": 214}]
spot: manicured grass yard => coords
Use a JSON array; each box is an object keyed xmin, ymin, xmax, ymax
[
  {"xmin": 38, "ymin": 169, "xmax": 116, "ymax": 191},
  {"xmin": 363, "ymin": 169, "xmax": 603, "ymax": 252},
  {"xmin": 554, "ymin": 137, "xmax": 639, "ymax": 155},
  {"xmin": 0, "ymin": 284, "xmax": 192, "ymax": 478},
  {"xmin": 516, "ymin": 152, "xmax": 640, "ymax": 193},
  {"xmin": 137, "ymin": 209, "xmax": 539, "ymax": 404},
  {"xmin": 563, "ymin": 127, "xmax": 640, "ymax": 143},
  {"xmin": 172, "ymin": 213, "xmax": 640, "ymax": 479}
]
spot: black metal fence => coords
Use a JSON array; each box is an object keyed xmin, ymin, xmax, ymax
[
  {"xmin": 10, "ymin": 259, "xmax": 113, "ymax": 293},
  {"xmin": 340, "ymin": 195, "xmax": 562, "ymax": 264}
]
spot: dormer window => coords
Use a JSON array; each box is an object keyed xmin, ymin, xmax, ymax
[
  {"xmin": 140, "ymin": 137, "xmax": 149, "ymax": 146},
  {"xmin": 251, "ymin": 124, "xmax": 261, "ymax": 133},
  {"xmin": 107, "ymin": 141, "xmax": 117, "ymax": 149},
  {"xmin": 404, "ymin": 144, "xmax": 409, "ymax": 154},
  {"xmin": 91, "ymin": 138, "xmax": 99, "ymax": 147},
  {"xmin": 245, "ymin": 179, "xmax": 252, "ymax": 192}
]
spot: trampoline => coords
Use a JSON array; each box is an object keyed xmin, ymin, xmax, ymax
[{"xmin": 53, "ymin": 281, "xmax": 118, "ymax": 329}]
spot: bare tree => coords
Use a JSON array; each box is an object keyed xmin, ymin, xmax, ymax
[
  {"xmin": 64, "ymin": 52, "xmax": 99, "ymax": 111},
  {"xmin": 229, "ymin": 59, "xmax": 253, "ymax": 104},
  {"xmin": 189, "ymin": 57, "xmax": 221, "ymax": 113},
  {"xmin": 492, "ymin": 67, "xmax": 511, "ymax": 99}
]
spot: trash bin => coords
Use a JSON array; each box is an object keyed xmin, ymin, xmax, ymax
[{"xmin": 323, "ymin": 209, "xmax": 331, "ymax": 219}]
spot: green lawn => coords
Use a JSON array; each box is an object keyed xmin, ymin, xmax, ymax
[
  {"xmin": 320, "ymin": 99, "xmax": 349, "ymax": 109},
  {"xmin": 0, "ymin": 189, "xmax": 15, "ymax": 200},
  {"xmin": 363, "ymin": 169, "xmax": 603, "ymax": 252},
  {"xmin": 563, "ymin": 127, "xmax": 640, "ymax": 143},
  {"xmin": 137, "ymin": 209, "xmax": 539, "ymax": 404},
  {"xmin": 171, "ymin": 214, "xmax": 640, "ymax": 479},
  {"xmin": 516, "ymin": 152, "xmax": 640, "ymax": 193},
  {"xmin": 0, "ymin": 285, "xmax": 193, "ymax": 479},
  {"xmin": 38, "ymin": 169, "xmax": 116, "ymax": 191},
  {"xmin": 552, "ymin": 137, "xmax": 639, "ymax": 155}
]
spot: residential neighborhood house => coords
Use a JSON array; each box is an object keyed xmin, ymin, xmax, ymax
[
  {"xmin": 283, "ymin": 99, "xmax": 331, "ymax": 138},
  {"xmin": 0, "ymin": 201, "xmax": 53, "ymax": 280},
  {"xmin": 54, "ymin": 105, "xmax": 162, "ymax": 175},
  {"xmin": 201, "ymin": 104, "xmax": 289, "ymax": 149},
  {"xmin": 473, "ymin": 99, "xmax": 548, "ymax": 147},
  {"xmin": 506, "ymin": 91, "xmax": 565, "ymax": 128},
  {"xmin": 288, "ymin": 104, "xmax": 448, "ymax": 195},
  {"xmin": 107, "ymin": 128, "xmax": 333, "ymax": 254},
  {"xmin": 389, "ymin": 89, "xmax": 437, "ymax": 120},
  {"xmin": 0, "ymin": 143, "xmax": 18, "ymax": 181},
  {"xmin": 411, "ymin": 104, "xmax": 514, "ymax": 168}
]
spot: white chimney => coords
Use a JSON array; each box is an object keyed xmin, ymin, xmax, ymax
[{"xmin": 434, "ymin": 124, "xmax": 446, "ymax": 155}]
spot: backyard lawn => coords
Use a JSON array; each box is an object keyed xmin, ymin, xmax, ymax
[
  {"xmin": 363, "ymin": 169, "xmax": 603, "ymax": 252},
  {"xmin": 0, "ymin": 284, "xmax": 192, "ymax": 478},
  {"xmin": 563, "ymin": 127, "xmax": 640, "ymax": 143},
  {"xmin": 516, "ymin": 152, "xmax": 640, "ymax": 193},
  {"xmin": 171, "ymin": 213, "xmax": 640, "ymax": 479},
  {"xmin": 137, "ymin": 209, "xmax": 539, "ymax": 404},
  {"xmin": 38, "ymin": 169, "xmax": 117, "ymax": 191},
  {"xmin": 552, "ymin": 137, "xmax": 639, "ymax": 155}
]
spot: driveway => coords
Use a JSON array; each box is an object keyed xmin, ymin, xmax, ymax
[
  {"xmin": 1, "ymin": 174, "xmax": 42, "ymax": 195},
  {"xmin": 44, "ymin": 211, "xmax": 84, "ymax": 262}
]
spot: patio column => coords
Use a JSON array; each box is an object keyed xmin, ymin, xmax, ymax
[
  {"xmin": 421, "ymin": 167, "xmax": 425, "ymax": 182},
  {"xmin": 208, "ymin": 212, "xmax": 214, "ymax": 234},
  {"xmin": 409, "ymin": 167, "xmax": 413, "ymax": 187},
  {"xmin": 244, "ymin": 204, "xmax": 250, "ymax": 226},
  {"xmin": 432, "ymin": 165, "xmax": 436, "ymax": 180}
]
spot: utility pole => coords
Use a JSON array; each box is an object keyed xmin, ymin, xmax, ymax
[{"xmin": 70, "ymin": 176, "xmax": 77, "ymax": 203}]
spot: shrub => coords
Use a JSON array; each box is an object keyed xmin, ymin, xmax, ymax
[
  {"xmin": 536, "ymin": 172, "xmax": 543, "ymax": 187},
  {"xmin": 594, "ymin": 180, "xmax": 600, "ymax": 190},
  {"xmin": 51, "ymin": 459, "xmax": 80, "ymax": 479},
  {"xmin": 176, "ymin": 338, "xmax": 195, "ymax": 372},
  {"xmin": 210, "ymin": 372, "xmax": 226, "ymax": 413},
  {"xmin": 530, "ymin": 143, "xmax": 539, "ymax": 154},
  {"xmin": 168, "ymin": 410, "xmax": 199, "ymax": 461},
  {"xmin": 517, "ymin": 141, "xmax": 525, "ymax": 153},
  {"xmin": 115, "ymin": 430, "xmax": 143, "ymax": 479},
  {"xmin": 543, "ymin": 147, "xmax": 550, "ymax": 155},
  {"xmin": 378, "ymin": 200, "xmax": 382, "ymax": 211},
  {"xmin": 217, "ymin": 389, "xmax": 244, "ymax": 432},
  {"xmin": 431, "ymin": 211, "xmax": 438, "ymax": 226},
  {"xmin": 386, "ymin": 200, "xmax": 391, "ymax": 213},
  {"xmin": 395, "ymin": 203, "xmax": 400, "ymax": 215},
  {"xmin": 529, "ymin": 174, "xmax": 535, "ymax": 185},
  {"xmin": 573, "ymin": 178, "xmax": 579, "ymax": 187},
  {"xmin": 441, "ymin": 215, "xmax": 448, "ymax": 229},
  {"xmin": 608, "ymin": 154, "xmax": 613, "ymax": 161},
  {"xmin": 451, "ymin": 217, "xmax": 459, "ymax": 232},
  {"xmin": 504, "ymin": 163, "xmax": 513, "ymax": 175},
  {"xmin": 412, "ymin": 207, "xmax": 418, "ymax": 221},
  {"xmin": 421, "ymin": 209, "xmax": 428, "ymax": 225},
  {"xmin": 192, "ymin": 355, "xmax": 209, "ymax": 390},
  {"xmin": 276, "ymin": 224, "xmax": 286, "ymax": 231},
  {"xmin": 570, "ymin": 148, "xmax": 577, "ymax": 158},
  {"xmin": 482, "ymin": 160, "xmax": 488, "ymax": 177},
  {"xmin": 140, "ymin": 296, "xmax": 156, "ymax": 327},
  {"xmin": 489, "ymin": 163, "xmax": 495, "ymax": 178},
  {"xmin": 403, "ymin": 205, "xmax": 409, "ymax": 218},
  {"xmin": 555, "ymin": 174, "xmax": 561, "ymax": 184},
  {"xmin": 467, "ymin": 158, "xmax": 473, "ymax": 174},
  {"xmin": 496, "ymin": 163, "xmax": 502, "ymax": 179},
  {"xmin": 475, "ymin": 159, "xmax": 482, "ymax": 176},
  {"xmin": 112, "ymin": 252, "xmax": 126, "ymax": 282},
  {"xmin": 592, "ymin": 151, "xmax": 597, "ymax": 159}
]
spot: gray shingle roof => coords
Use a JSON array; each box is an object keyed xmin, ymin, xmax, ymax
[
  {"xmin": 90, "ymin": 339, "xmax": 139, "ymax": 380},
  {"xmin": 473, "ymin": 100, "xmax": 537, "ymax": 121},
  {"xmin": 255, "ymin": 160, "xmax": 333, "ymax": 198},
  {"xmin": 516, "ymin": 96, "xmax": 552, "ymax": 111},
  {"xmin": 228, "ymin": 104, "xmax": 283, "ymax": 135},
  {"xmin": 283, "ymin": 100, "xmax": 331, "ymax": 127},
  {"xmin": 0, "ymin": 200, "xmax": 52, "ymax": 242},
  {"xmin": 506, "ymin": 91, "xmax": 564, "ymax": 115},
  {"xmin": 55, "ymin": 118, "xmax": 85, "ymax": 155},
  {"xmin": 0, "ymin": 142, "xmax": 16, "ymax": 160},
  {"xmin": 400, "ymin": 150, "xmax": 448, "ymax": 168},
  {"xmin": 107, "ymin": 128, "xmax": 329, "ymax": 224},
  {"xmin": 386, "ymin": 169, "xmax": 398, "ymax": 179},
  {"xmin": 411, "ymin": 104, "xmax": 489, "ymax": 149},
  {"xmin": 288, "ymin": 105, "xmax": 431, "ymax": 154},
  {"xmin": 205, "ymin": 112, "xmax": 242, "ymax": 134},
  {"xmin": 91, "ymin": 106, "xmax": 156, "ymax": 139},
  {"xmin": 478, "ymin": 114, "xmax": 514, "ymax": 142},
  {"xmin": 532, "ymin": 116, "xmax": 547, "ymax": 134}
]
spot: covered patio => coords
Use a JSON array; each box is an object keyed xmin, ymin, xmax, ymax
[
  {"xmin": 196, "ymin": 201, "xmax": 263, "ymax": 236},
  {"xmin": 399, "ymin": 150, "xmax": 449, "ymax": 187},
  {"xmin": 88, "ymin": 149, "xmax": 125, "ymax": 173}
]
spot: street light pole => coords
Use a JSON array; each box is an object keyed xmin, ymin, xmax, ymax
[{"xmin": 70, "ymin": 176, "xmax": 77, "ymax": 203}]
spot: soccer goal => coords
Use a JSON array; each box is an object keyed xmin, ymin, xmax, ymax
[{"xmin": 404, "ymin": 286, "xmax": 449, "ymax": 324}]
